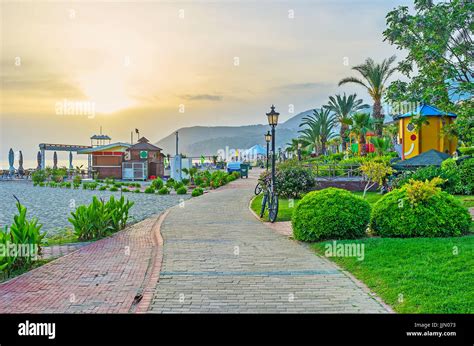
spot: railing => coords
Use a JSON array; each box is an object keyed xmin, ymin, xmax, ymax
[{"xmin": 303, "ymin": 163, "xmax": 362, "ymax": 180}]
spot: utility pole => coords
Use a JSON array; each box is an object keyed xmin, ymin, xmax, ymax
[{"xmin": 175, "ymin": 131, "xmax": 179, "ymax": 156}]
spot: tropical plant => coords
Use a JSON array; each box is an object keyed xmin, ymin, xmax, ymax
[
  {"xmin": 182, "ymin": 167, "xmax": 198, "ymax": 184},
  {"xmin": 68, "ymin": 196, "xmax": 133, "ymax": 240},
  {"xmin": 299, "ymin": 108, "xmax": 337, "ymax": 155},
  {"xmin": 324, "ymin": 93, "xmax": 370, "ymax": 150},
  {"xmin": 31, "ymin": 170, "xmax": 47, "ymax": 184},
  {"xmin": 144, "ymin": 187, "xmax": 155, "ymax": 194},
  {"xmin": 370, "ymin": 136, "xmax": 391, "ymax": 156},
  {"xmin": 339, "ymin": 56, "xmax": 397, "ymax": 136},
  {"xmin": 349, "ymin": 113, "xmax": 373, "ymax": 156}
]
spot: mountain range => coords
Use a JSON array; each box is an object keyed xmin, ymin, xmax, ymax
[{"xmin": 155, "ymin": 109, "xmax": 314, "ymax": 157}]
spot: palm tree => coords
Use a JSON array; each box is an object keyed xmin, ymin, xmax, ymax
[
  {"xmin": 299, "ymin": 108, "xmax": 337, "ymax": 155},
  {"xmin": 370, "ymin": 136, "xmax": 391, "ymax": 156},
  {"xmin": 324, "ymin": 93, "xmax": 369, "ymax": 151},
  {"xmin": 338, "ymin": 56, "xmax": 397, "ymax": 137},
  {"xmin": 382, "ymin": 123, "xmax": 399, "ymax": 149},
  {"xmin": 350, "ymin": 113, "xmax": 373, "ymax": 156}
]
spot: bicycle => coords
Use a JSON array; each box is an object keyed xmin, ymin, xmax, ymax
[
  {"xmin": 254, "ymin": 181, "xmax": 263, "ymax": 195},
  {"xmin": 259, "ymin": 175, "xmax": 278, "ymax": 223}
]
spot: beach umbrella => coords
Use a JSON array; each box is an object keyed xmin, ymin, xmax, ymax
[
  {"xmin": 69, "ymin": 151, "xmax": 73, "ymax": 170},
  {"xmin": 18, "ymin": 151, "xmax": 24, "ymax": 176},
  {"xmin": 53, "ymin": 151, "xmax": 58, "ymax": 170},
  {"xmin": 37, "ymin": 151, "xmax": 42, "ymax": 170},
  {"xmin": 8, "ymin": 148, "xmax": 15, "ymax": 175}
]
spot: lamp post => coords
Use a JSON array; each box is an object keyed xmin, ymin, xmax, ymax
[
  {"xmin": 264, "ymin": 131, "xmax": 271, "ymax": 170},
  {"xmin": 266, "ymin": 105, "xmax": 279, "ymax": 191},
  {"xmin": 297, "ymin": 142, "xmax": 302, "ymax": 161}
]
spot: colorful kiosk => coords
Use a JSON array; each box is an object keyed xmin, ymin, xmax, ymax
[{"xmin": 394, "ymin": 104, "xmax": 457, "ymax": 160}]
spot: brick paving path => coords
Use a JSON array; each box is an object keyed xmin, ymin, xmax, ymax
[
  {"xmin": 0, "ymin": 216, "xmax": 162, "ymax": 313},
  {"xmin": 40, "ymin": 242, "xmax": 90, "ymax": 260},
  {"xmin": 149, "ymin": 171, "xmax": 391, "ymax": 313}
]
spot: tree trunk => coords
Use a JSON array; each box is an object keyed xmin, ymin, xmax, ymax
[
  {"xmin": 373, "ymin": 99, "xmax": 383, "ymax": 137},
  {"xmin": 359, "ymin": 134, "xmax": 367, "ymax": 156},
  {"xmin": 321, "ymin": 140, "xmax": 326, "ymax": 156},
  {"xmin": 340, "ymin": 124, "xmax": 348, "ymax": 151}
]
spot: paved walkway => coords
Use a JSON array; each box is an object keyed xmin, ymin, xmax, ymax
[
  {"xmin": 149, "ymin": 171, "xmax": 391, "ymax": 313},
  {"xmin": 0, "ymin": 216, "xmax": 162, "ymax": 313}
]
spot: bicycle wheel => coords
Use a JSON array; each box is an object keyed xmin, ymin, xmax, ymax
[
  {"xmin": 260, "ymin": 193, "xmax": 268, "ymax": 218},
  {"xmin": 254, "ymin": 183, "xmax": 263, "ymax": 195},
  {"xmin": 268, "ymin": 193, "xmax": 279, "ymax": 223}
]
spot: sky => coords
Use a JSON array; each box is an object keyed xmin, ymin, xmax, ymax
[{"xmin": 0, "ymin": 0, "xmax": 411, "ymax": 168}]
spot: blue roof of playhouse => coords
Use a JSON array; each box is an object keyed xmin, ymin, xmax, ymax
[{"xmin": 395, "ymin": 104, "xmax": 457, "ymax": 119}]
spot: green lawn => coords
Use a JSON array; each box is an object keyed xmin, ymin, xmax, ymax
[
  {"xmin": 313, "ymin": 236, "xmax": 474, "ymax": 313},
  {"xmin": 251, "ymin": 194, "xmax": 297, "ymax": 222},
  {"xmin": 251, "ymin": 192, "xmax": 474, "ymax": 222}
]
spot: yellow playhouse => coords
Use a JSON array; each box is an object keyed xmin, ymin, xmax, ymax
[{"xmin": 395, "ymin": 104, "xmax": 458, "ymax": 160}]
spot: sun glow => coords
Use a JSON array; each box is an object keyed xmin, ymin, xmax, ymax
[{"xmin": 79, "ymin": 71, "xmax": 136, "ymax": 114}]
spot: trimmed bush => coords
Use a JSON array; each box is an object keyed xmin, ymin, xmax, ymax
[
  {"xmin": 31, "ymin": 170, "xmax": 47, "ymax": 184},
  {"xmin": 165, "ymin": 178, "xmax": 175, "ymax": 188},
  {"xmin": 158, "ymin": 186, "xmax": 170, "ymax": 195},
  {"xmin": 176, "ymin": 186, "xmax": 187, "ymax": 195},
  {"xmin": 292, "ymin": 188, "xmax": 371, "ymax": 242},
  {"xmin": 99, "ymin": 186, "xmax": 107, "ymax": 191},
  {"xmin": 133, "ymin": 188, "xmax": 141, "ymax": 193},
  {"xmin": 109, "ymin": 186, "xmax": 119, "ymax": 192},
  {"xmin": 182, "ymin": 178, "xmax": 190, "ymax": 186},
  {"xmin": 459, "ymin": 158, "xmax": 474, "ymax": 195},
  {"xmin": 191, "ymin": 187, "xmax": 204, "ymax": 197},
  {"xmin": 144, "ymin": 187, "xmax": 155, "ymax": 194},
  {"xmin": 370, "ymin": 182, "xmax": 471, "ymax": 238},
  {"xmin": 174, "ymin": 181, "xmax": 185, "ymax": 190}
]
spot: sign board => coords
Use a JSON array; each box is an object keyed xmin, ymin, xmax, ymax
[{"xmin": 140, "ymin": 151, "xmax": 148, "ymax": 159}]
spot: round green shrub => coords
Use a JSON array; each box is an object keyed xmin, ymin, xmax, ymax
[
  {"xmin": 370, "ymin": 188, "xmax": 471, "ymax": 237},
  {"xmin": 109, "ymin": 186, "xmax": 119, "ymax": 192},
  {"xmin": 191, "ymin": 187, "xmax": 204, "ymax": 197},
  {"xmin": 176, "ymin": 186, "xmax": 187, "ymax": 195},
  {"xmin": 144, "ymin": 187, "xmax": 155, "ymax": 194},
  {"xmin": 133, "ymin": 188, "xmax": 141, "ymax": 193},
  {"xmin": 292, "ymin": 188, "xmax": 371, "ymax": 242},
  {"xmin": 165, "ymin": 178, "xmax": 175, "ymax": 188},
  {"xmin": 158, "ymin": 186, "xmax": 170, "ymax": 195},
  {"xmin": 99, "ymin": 186, "xmax": 107, "ymax": 191},
  {"xmin": 150, "ymin": 177, "xmax": 163, "ymax": 190},
  {"xmin": 174, "ymin": 181, "xmax": 185, "ymax": 190},
  {"xmin": 181, "ymin": 178, "xmax": 190, "ymax": 186}
]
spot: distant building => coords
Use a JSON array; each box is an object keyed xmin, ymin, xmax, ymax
[
  {"xmin": 125, "ymin": 137, "xmax": 165, "ymax": 179},
  {"xmin": 78, "ymin": 142, "xmax": 131, "ymax": 179},
  {"xmin": 78, "ymin": 136, "xmax": 165, "ymax": 180}
]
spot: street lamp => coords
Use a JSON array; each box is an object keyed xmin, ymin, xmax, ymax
[
  {"xmin": 297, "ymin": 142, "xmax": 302, "ymax": 161},
  {"xmin": 266, "ymin": 104, "xmax": 279, "ymax": 190},
  {"xmin": 264, "ymin": 131, "xmax": 271, "ymax": 170}
]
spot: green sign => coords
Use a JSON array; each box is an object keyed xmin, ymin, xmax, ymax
[{"xmin": 140, "ymin": 151, "xmax": 148, "ymax": 159}]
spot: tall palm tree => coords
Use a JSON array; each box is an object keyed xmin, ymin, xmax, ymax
[
  {"xmin": 350, "ymin": 113, "xmax": 373, "ymax": 156},
  {"xmin": 324, "ymin": 93, "xmax": 370, "ymax": 151},
  {"xmin": 370, "ymin": 136, "xmax": 391, "ymax": 156},
  {"xmin": 338, "ymin": 56, "xmax": 397, "ymax": 137},
  {"xmin": 299, "ymin": 108, "xmax": 337, "ymax": 155}
]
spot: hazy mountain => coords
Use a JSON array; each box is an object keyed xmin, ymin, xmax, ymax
[{"xmin": 155, "ymin": 109, "xmax": 316, "ymax": 157}]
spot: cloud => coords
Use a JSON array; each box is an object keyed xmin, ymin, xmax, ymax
[{"xmin": 181, "ymin": 94, "xmax": 223, "ymax": 101}]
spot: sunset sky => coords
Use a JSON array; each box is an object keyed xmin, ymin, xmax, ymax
[{"xmin": 0, "ymin": 0, "xmax": 410, "ymax": 168}]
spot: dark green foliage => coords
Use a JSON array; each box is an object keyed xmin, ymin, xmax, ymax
[
  {"xmin": 165, "ymin": 178, "xmax": 175, "ymax": 188},
  {"xmin": 277, "ymin": 165, "xmax": 316, "ymax": 198},
  {"xmin": 174, "ymin": 181, "xmax": 185, "ymax": 190},
  {"xmin": 176, "ymin": 186, "xmax": 187, "ymax": 195},
  {"xmin": 370, "ymin": 188, "xmax": 471, "ymax": 238},
  {"xmin": 31, "ymin": 170, "xmax": 47, "ymax": 184},
  {"xmin": 158, "ymin": 187, "xmax": 170, "ymax": 195},
  {"xmin": 181, "ymin": 178, "xmax": 190, "ymax": 186},
  {"xmin": 144, "ymin": 187, "xmax": 155, "ymax": 194},
  {"xmin": 109, "ymin": 186, "xmax": 119, "ymax": 192},
  {"xmin": 292, "ymin": 188, "xmax": 371, "ymax": 241},
  {"xmin": 191, "ymin": 187, "xmax": 204, "ymax": 197}
]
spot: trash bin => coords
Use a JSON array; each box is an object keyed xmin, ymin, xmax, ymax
[{"xmin": 240, "ymin": 164, "xmax": 249, "ymax": 178}]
